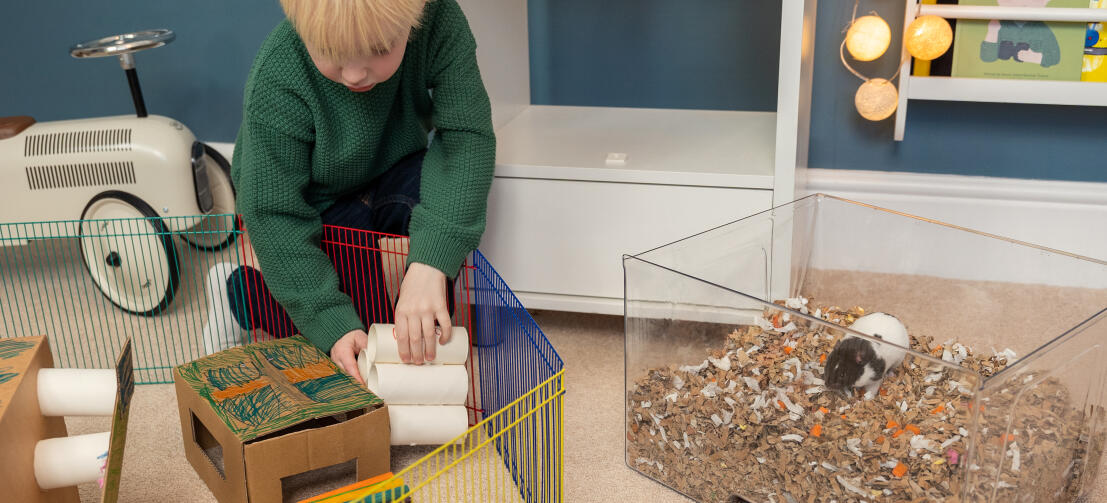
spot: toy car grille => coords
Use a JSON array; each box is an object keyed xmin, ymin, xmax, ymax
[
  {"xmin": 25, "ymin": 162, "xmax": 136, "ymax": 190},
  {"xmin": 23, "ymin": 128, "xmax": 133, "ymax": 157}
]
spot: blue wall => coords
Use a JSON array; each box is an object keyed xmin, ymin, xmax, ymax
[
  {"xmin": 806, "ymin": 3, "xmax": 1104, "ymax": 182},
  {"xmin": 527, "ymin": 0, "xmax": 781, "ymax": 111},
  {"xmin": 529, "ymin": 1, "xmax": 1106, "ymax": 183},
  {"xmin": 3, "ymin": 1, "xmax": 1102, "ymax": 183},
  {"xmin": 0, "ymin": 1, "xmax": 284, "ymax": 143}
]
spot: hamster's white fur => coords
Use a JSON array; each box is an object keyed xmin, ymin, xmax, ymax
[{"xmin": 846, "ymin": 312, "xmax": 910, "ymax": 397}]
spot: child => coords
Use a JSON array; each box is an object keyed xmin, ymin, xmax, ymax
[
  {"xmin": 980, "ymin": 0, "xmax": 1062, "ymax": 67},
  {"xmin": 205, "ymin": 0, "xmax": 495, "ymax": 383}
]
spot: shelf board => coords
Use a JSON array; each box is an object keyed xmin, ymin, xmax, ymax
[
  {"xmin": 918, "ymin": 4, "xmax": 1107, "ymax": 23},
  {"xmin": 906, "ymin": 77, "xmax": 1107, "ymax": 107},
  {"xmin": 493, "ymin": 105, "xmax": 776, "ymax": 188}
]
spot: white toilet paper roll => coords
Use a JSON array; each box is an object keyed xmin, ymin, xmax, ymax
[
  {"xmin": 388, "ymin": 405, "xmax": 468, "ymax": 446},
  {"xmin": 37, "ymin": 368, "xmax": 117, "ymax": 417},
  {"xmin": 34, "ymin": 431, "xmax": 112, "ymax": 490},
  {"xmin": 365, "ymin": 324, "xmax": 470, "ymax": 365},
  {"xmin": 366, "ymin": 363, "xmax": 469, "ymax": 405}
]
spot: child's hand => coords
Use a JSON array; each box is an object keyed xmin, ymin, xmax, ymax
[
  {"xmin": 394, "ymin": 263, "xmax": 452, "ymax": 365},
  {"xmin": 1016, "ymin": 48, "xmax": 1043, "ymax": 64},
  {"xmin": 331, "ymin": 329, "xmax": 369, "ymax": 384},
  {"xmin": 985, "ymin": 19, "xmax": 1000, "ymax": 42}
]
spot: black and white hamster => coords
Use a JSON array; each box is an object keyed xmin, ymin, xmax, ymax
[{"xmin": 824, "ymin": 312, "xmax": 910, "ymax": 399}]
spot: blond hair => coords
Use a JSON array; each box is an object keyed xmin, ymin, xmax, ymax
[{"xmin": 280, "ymin": 0, "xmax": 426, "ymax": 60}]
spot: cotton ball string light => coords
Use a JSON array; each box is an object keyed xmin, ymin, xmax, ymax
[
  {"xmin": 904, "ymin": 15, "xmax": 953, "ymax": 60},
  {"xmin": 845, "ymin": 14, "xmax": 891, "ymax": 61},
  {"xmin": 854, "ymin": 78, "xmax": 899, "ymax": 121},
  {"xmin": 838, "ymin": 3, "xmax": 909, "ymax": 122}
]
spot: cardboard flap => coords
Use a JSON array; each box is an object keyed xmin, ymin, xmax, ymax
[
  {"xmin": 100, "ymin": 338, "xmax": 135, "ymax": 503},
  {"xmin": 175, "ymin": 336, "xmax": 381, "ymax": 442},
  {"xmin": 0, "ymin": 336, "xmax": 45, "ymax": 418}
]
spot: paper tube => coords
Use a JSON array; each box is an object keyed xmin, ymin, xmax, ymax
[
  {"xmin": 388, "ymin": 405, "xmax": 468, "ymax": 446},
  {"xmin": 365, "ymin": 363, "xmax": 468, "ymax": 405},
  {"xmin": 365, "ymin": 324, "xmax": 470, "ymax": 365},
  {"xmin": 34, "ymin": 431, "xmax": 111, "ymax": 490},
  {"xmin": 37, "ymin": 368, "xmax": 117, "ymax": 417}
]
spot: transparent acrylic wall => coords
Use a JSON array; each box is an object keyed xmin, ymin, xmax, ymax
[{"xmin": 624, "ymin": 194, "xmax": 1107, "ymax": 503}]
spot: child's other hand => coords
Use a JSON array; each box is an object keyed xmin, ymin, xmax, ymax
[
  {"xmin": 1017, "ymin": 48, "xmax": 1043, "ymax": 64},
  {"xmin": 331, "ymin": 329, "xmax": 369, "ymax": 384},
  {"xmin": 394, "ymin": 263, "xmax": 452, "ymax": 365},
  {"xmin": 985, "ymin": 19, "xmax": 1000, "ymax": 42}
]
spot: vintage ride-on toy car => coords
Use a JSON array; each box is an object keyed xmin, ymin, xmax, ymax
[{"xmin": 0, "ymin": 29, "xmax": 236, "ymax": 316}]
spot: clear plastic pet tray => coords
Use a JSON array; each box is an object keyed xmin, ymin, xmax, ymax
[{"xmin": 624, "ymin": 194, "xmax": 1107, "ymax": 503}]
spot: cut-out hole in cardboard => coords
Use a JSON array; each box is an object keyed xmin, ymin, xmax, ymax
[
  {"xmin": 192, "ymin": 412, "xmax": 226, "ymax": 479},
  {"xmin": 281, "ymin": 458, "xmax": 358, "ymax": 503}
]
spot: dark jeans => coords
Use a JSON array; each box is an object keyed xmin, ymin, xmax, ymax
[{"xmin": 229, "ymin": 149, "xmax": 453, "ymax": 337}]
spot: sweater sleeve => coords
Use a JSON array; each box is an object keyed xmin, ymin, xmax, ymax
[
  {"xmin": 1034, "ymin": 23, "xmax": 1062, "ymax": 68},
  {"xmin": 232, "ymin": 95, "xmax": 365, "ymax": 353},
  {"xmin": 406, "ymin": 0, "xmax": 497, "ymax": 278}
]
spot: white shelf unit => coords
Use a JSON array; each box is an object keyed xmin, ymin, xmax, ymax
[
  {"xmin": 895, "ymin": 2, "xmax": 1107, "ymax": 141},
  {"xmin": 459, "ymin": 0, "xmax": 817, "ymax": 315}
]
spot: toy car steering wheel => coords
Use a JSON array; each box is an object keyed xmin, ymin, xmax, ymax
[
  {"xmin": 68, "ymin": 29, "xmax": 174, "ymax": 118},
  {"xmin": 70, "ymin": 29, "xmax": 175, "ymax": 60}
]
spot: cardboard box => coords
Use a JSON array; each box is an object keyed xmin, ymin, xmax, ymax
[
  {"xmin": 174, "ymin": 336, "xmax": 389, "ymax": 503},
  {"xmin": 0, "ymin": 336, "xmax": 78, "ymax": 503}
]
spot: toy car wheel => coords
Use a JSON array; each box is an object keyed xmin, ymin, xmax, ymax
[
  {"xmin": 179, "ymin": 143, "xmax": 238, "ymax": 251},
  {"xmin": 79, "ymin": 191, "xmax": 181, "ymax": 316}
]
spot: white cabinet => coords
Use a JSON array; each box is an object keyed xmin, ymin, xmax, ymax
[
  {"xmin": 483, "ymin": 178, "xmax": 772, "ymax": 314},
  {"xmin": 461, "ymin": 0, "xmax": 817, "ymax": 314}
]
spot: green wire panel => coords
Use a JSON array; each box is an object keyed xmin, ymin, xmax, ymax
[{"xmin": 0, "ymin": 214, "xmax": 243, "ymax": 384}]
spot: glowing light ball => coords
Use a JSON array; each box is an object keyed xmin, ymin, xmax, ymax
[
  {"xmin": 905, "ymin": 15, "xmax": 953, "ymax": 60},
  {"xmin": 854, "ymin": 78, "xmax": 898, "ymax": 121},
  {"xmin": 846, "ymin": 15, "xmax": 891, "ymax": 61}
]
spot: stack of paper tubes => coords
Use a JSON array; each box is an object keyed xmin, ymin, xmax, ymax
[{"xmin": 357, "ymin": 323, "xmax": 470, "ymax": 446}]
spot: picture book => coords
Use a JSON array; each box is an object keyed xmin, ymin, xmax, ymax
[
  {"xmin": 952, "ymin": 0, "xmax": 1087, "ymax": 80},
  {"xmin": 1084, "ymin": 0, "xmax": 1107, "ymax": 81}
]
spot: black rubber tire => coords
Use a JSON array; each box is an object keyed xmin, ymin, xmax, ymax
[
  {"xmin": 79, "ymin": 191, "xmax": 181, "ymax": 316},
  {"xmin": 179, "ymin": 142, "xmax": 239, "ymax": 251}
]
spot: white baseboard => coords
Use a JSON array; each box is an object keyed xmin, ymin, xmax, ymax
[
  {"xmin": 207, "ymin": 142, "xmax": 235, "ymax": 162},
  {"xmin": 802, "ymin": 168, "xmax": 1107, "ymax": 265}
]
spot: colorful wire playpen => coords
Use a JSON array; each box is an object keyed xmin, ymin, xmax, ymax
[{"xmin": 0, "ymin": 214, "xmax": 564, "ymax": 502}]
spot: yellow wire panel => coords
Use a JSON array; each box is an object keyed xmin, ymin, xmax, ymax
[{"xmin": 383, "ymin": 370, "xmax": 566, "ymax": 502}]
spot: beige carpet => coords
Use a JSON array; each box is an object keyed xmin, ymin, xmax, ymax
[
  {"xmin": 63, "ymin": 310, "xmax": 666, "ymax": 503},
  {"xmin": 2, "ymin": 238, "xmax": 1100, "ymax": 502},
  {"xmin": 42, "ymin": 304, "xmax": 1107, "ymax": 502}
]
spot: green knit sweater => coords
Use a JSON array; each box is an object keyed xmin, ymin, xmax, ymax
[{"xmin": 231, "ymin": 0, "xmax": 495, "ymax": 352}]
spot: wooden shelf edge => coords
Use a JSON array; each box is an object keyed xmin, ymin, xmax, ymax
[
  {"xmin": 906, "ymin": 77, "xmax": 1107, "ymax": 107},
  {"xmin": 492, "ymin": 162, "xmax": 776, "ymax": 188},
  {"xmin": 493, "ymin": 104, "xmax": 779, "ymax": 187}
]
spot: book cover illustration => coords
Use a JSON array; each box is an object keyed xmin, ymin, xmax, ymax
[
  {"xmin": 1084, "ymin": 0, "xmax": 1107, "ymax": 81},
  {"xmin": 952, "ymin": 0, "xmax": 1087, "ymax": 80}
]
